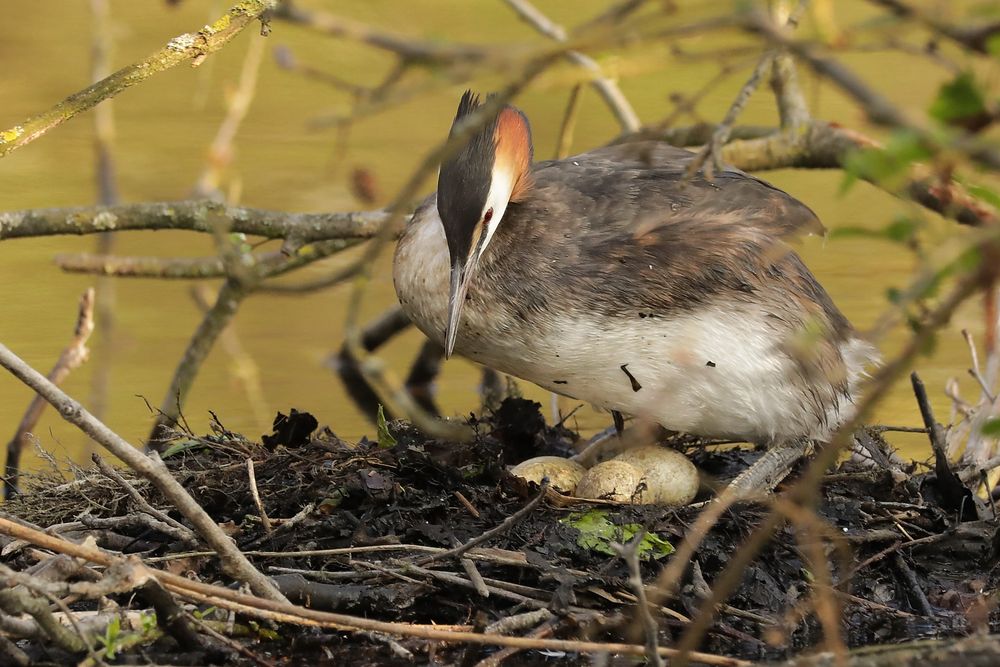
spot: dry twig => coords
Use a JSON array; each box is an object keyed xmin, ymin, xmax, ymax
[
  {"xmin": 5, "ymin": 289, "xmax": 95, "ymax": 499},
  {"xmin": 0, "ymin": 515, "xmax": 750, "ymax": 666}
]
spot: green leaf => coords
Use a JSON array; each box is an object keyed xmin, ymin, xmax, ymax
[
  {"xmin": 967, "ymin": 183, "xmax": 1000, "ymax": 209},
  {"xmin": 885, "ymin": 216, "xmax": 918, "ymax": 242},
  {"xmin": 983, "ymin": 418, "xmax": 1000, "ymax": 438},
  {"xmin": 560, "ymin": 510, "xmax": 674, "ymax": 560},
  {"xmin": 102, "ymin": 616, "xmax": 121, "ymax": 659},
  {"xmin": 829, "ymin": 216, "xmax": 919, "ymax": 244},
  {"xmin": 192, "ymin": 606, "xmax": 217, "ymax": 620},
  {"xmin": 988, "ymin": 33, "xmax": 1000, "ymax": 57},
  {"xmin": 376, "ymin": 405, "xmax": 397, "ymax": 449},
  {"xmin": 841, "ymin": 130, "xmax": 931, "ymax": 191},
  {"xmin": 929, "ymin": 71, "xmax": 987, "ymax": 125},
  {"xmin": 249, "ymin": 620, "xmax": 282, "ymax": 641},
  {"xmin": 160, "ymin": 438, "xmax": 207, "ymax": 458},
  {"xmin": 139, "ymin": 611, "xmax": 157, "ymax": 635}
]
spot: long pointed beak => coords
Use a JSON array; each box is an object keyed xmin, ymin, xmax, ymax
[{"xmin": 444, "ymin": 257, "xmax": 478, "ymax": 359}]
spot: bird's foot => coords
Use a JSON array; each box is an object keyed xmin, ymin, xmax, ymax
[
  {"xmin": 725, "ymin": 438, "xmax": 813, "ymax": 499},
  {"xmin": 572, "ymin": 418, "xmax": 662, "ymax": 468}
]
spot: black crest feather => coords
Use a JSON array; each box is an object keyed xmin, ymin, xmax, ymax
[{"xmin": 438, "ymin": 91, "xmax": 501, "ymax": 264}]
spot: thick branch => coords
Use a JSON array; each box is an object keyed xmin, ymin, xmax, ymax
[
  {"xmin": 150, "ymin": 278, "xmax": 248, "ymax": 444},
  {"xmin": 747, "ymin": 11, "xmax": 1000, "ymax": 172},
  {"xmin": 0, "ymin": 200, "xmax": 393, "ymax": 242},
  {"xmin": 0, "ymin": 0, "xmax": 276, "ymax": 159},
  {"xmin": 715, "ymin": 120, "xmax": 998, "ymax": 226}
]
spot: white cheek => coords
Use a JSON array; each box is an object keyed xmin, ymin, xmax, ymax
[{"xmin": 478, "ymin": 167, "xmax": 514, "ymax": 257}]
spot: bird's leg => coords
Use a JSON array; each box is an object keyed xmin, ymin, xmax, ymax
[
  {"xmin": 573, "ymin": 417, "xmax": 661, "ymax": 468},
  {"xmin": 333, "ymin": 306, "xmax": 413, "ymax": 421},
  {"xmin": 480, "ymin": 367, "xmax": 505, "ymax": 412},
  {"xmin": 572, "ymin": 425, "xmax": 621, "ymax": 467},
  {"xmin": 404, "ymin": 339, "xmax": 445, "ymax": 416},
  {"xmin": 726, "ymin": 437, "xmax": 813, "ymax": 496},
  {"xmin": 612, "ymin": 410, "xmax": 625, "ymax": 437}
]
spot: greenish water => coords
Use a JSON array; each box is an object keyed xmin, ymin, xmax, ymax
[{"xmin": 0, "ymin": 1, "xmax": 985, "ymax": 472}]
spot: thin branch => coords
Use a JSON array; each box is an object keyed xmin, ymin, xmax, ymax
[
  {"xmin": 332, "ymin": 306, "xmax": 413, "ymax": 422},
  {"xmin": 554, "ymin": 84, "xmax": 583, "ymax": 159},
  {"xmin": 747, "ymin": 10, "xmax": 1000, "ymax": 171},
  {"xmin": 414, "ymin": 480, "xmax": 548, "ymax": 567},
  {"xmin": 502, "ymin": 0, "xmax": 641, "ymax": 132},
  {"xmin": 963, "ymin": 329, "xmax": 996, "ymax": 403},
  {"xmin": 149, "ymin": 237, "xmax": 358, "ymax": 445},
  {"xmin": 614, "ymin": 533, "xmax": 663, "ymax": 667},
  {"xmin": 687, "ymin": 52, "xmax": 775, "ymax": 178},
  {"xmin": 4, "ymin": 289, "xmax": 95, "ymax": 499},
  {"xmin": 247, "ymin": 459, "xmax": 272, "ymax": 533},
  {"xmin": 0, "ymin": 0, "xmax": 276, "ymax": 159},
  {"xmin": 194, "ymin": 30, "xmax": 268, "ymax": 199},
  {"xmin": 869, "ymin": 0, "xmax": 1000, "ymax": 55},
  {"xmin": 150, "ymin": 278, "xmax": 248, "ymax": 445},
  {"xmin": 91, "ymin": 452, "xmax": 198, "ymax": 545},
  {"xmin": 192, "ymin": 284, "xmax": 270, "ymax": 434},
  {"xmin": 56, "ymin": 253, "xmax": 227, "ymax": 279},
  {"xmin": 88, "ymin": 0, "xmax": 119, "ymax": 427},
  {"xmin": 272, "ymin": 3, "xmax": 489, "ymax": 65}
]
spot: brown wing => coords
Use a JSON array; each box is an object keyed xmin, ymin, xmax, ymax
[
  {"xmin": 549, "ymin": 141, "xmax": 825, "ymax": 240},
  {"xmin": 490, "ymin": 141, "xmax": 848, "ymax": 336}
]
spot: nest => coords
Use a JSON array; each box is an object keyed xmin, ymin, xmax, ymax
[{"xmin": 1, "ymin": 399, "xmax": 999, "ymax": 666}]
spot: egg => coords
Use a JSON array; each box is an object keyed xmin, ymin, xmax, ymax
[
  {"xmin": 613, "ymin": 446, "xmax": 699, "ymax": 506},
  {"xmin": 574, "ymin": 460, "xmax": 644, "ymax": 502},
  {"xmin": 509, "ymin": 456, "xmax": 586, "ymax": 494}
]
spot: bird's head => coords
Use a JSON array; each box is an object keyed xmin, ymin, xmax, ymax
[{"xmin": 437, "ymin": 91, "xmax": 533, "ymax": 358}]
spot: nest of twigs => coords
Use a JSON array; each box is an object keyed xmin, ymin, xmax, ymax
[{"xmin": 1, "ymin": 398, "xmax": 999, "ymax": 666}]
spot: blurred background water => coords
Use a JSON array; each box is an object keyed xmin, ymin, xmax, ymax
[{"xmin": 0, "ymin": 1, "xmax": 986, "ymax": 473}]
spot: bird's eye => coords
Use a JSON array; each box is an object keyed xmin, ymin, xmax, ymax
[{"xmin": 482, "ymin": 208, "xmax": 494, "ymax": 225}]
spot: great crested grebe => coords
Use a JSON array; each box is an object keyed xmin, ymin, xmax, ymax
[{"xmin": 393, "ymin": 92, "xmax": 875, "ymax": 489}]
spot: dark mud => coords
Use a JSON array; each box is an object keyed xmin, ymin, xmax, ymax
[{"xmin": 3, "ymin": 398, "xmax": 999, "ymax": 666}]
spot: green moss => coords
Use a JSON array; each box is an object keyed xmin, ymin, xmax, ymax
[
  {"xmin": 206, "ymin": 14, "xmax": 231, "ymax": 35},
  {"xmin": 0, "ymin": 126, "xmax": 23, "ymax": 144}
]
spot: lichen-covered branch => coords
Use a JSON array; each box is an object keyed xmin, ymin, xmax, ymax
[
  {"xmin": 0, "ymin": 199, "xmax": 393, "ymax": 242},
  {"xmin": 0, "ymin": 0, "xmax": 276, "ymax": 159}
]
